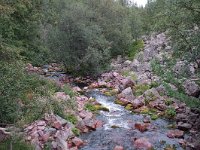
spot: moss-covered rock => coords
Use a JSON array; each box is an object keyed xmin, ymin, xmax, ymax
[
  {"xmin": 151, "ymin": 114, "xmax": 159, "ymax": 120},
  {"xmin": 125, "ymin": 104, "xmax": 133, "ymax": 110},
  {"xmin": 114, "ymin": 99, "xmax": 129, "ymax": 106},
  {"xmin": 94, "ymin": 105, "xmax": 109, "ymax": 112}
]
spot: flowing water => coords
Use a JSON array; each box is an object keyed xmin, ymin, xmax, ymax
[{"xmin": 80, "ymin": 90, "xmax": 185, "ymax": 150}]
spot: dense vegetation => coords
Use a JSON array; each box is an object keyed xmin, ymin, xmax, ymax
[{"xmin": 0, "ymin": 0, "xmax": 199, "ymax": 129}]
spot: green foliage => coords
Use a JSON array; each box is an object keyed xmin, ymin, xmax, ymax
[
  {"xmin": 163, "ymin": 83, "xmax": 200, "ymax": 109},
  {"xmin": 128, "ymin": 40, "xmax": 144, "ymax": 59},
  {"xmin": 151, "ymin": 114, "xmax": 159, "ymax": 120},
  {"xmin": 65, "ymin": 114, "xmax": 78, "ymax": 125},
  {"xmin": 0, "ymin": 138, "xmax": 33, "ymax": 150},
  {"xmin": 165, "ymin": 107, "xmax": 176, "ymax": 118},
  {"xmin": 62, "ymin": 84, "xmax": 75, "ymax": 97},
  {"xmin": 72, "ymin": 128, "xmax": 80, "ymax": 136},
  {"xmin": 134, "ymin": 84, "xmax": 150, "ymax": 96},
  {"xmin": 85, "ymin": 103, "xmax": 97, "ymax": 112},
  {"xmin": 165, "ymin": 98, "xmax": 173, "ymax": 106},
  {"xmin": 0, "ymin": 0, "xmax": 50, "ymax": 65}
]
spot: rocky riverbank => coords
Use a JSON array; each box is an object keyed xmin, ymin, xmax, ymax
[{"xmin": 2, "ymin": 33, "xmax": 199, "ymax": 150}]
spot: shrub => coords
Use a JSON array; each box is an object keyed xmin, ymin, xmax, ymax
[
  {"xmin": 0, "ymin": 137, "xmax": 33, "ymax": 150},
  {"xmin": 165, "ymin": 107, "xmax": 176, "ymax": 118},
  {"xmin": 128, "ymin": 40, "xmax": 144, "ymax": 59},
  {"xmin": 65, "ymin": 114, "xmax": 78, "ymax": 125}
]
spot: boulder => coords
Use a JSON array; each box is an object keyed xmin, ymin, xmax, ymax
[
  {"xmin": 120, "ymin": 87, "xmax": 135, "ymax": 102},
  {"xmin": 130, "ymin": 59, "xmax": 140, "ymax": 72},
  {"xmin": 124, "ymin": 60, "xmax": 132, "ymax": 66},
  {"xmin": 120, "ymin": 78, "xmax": 135, "ymax": 89},
  {"xmin": 173, "ymin": 61, "xmax": 186, "ymax": 75},
  {"xmin": 177, "ymin": 122, "xmax": 192, "ymax": 131},
  {"xmin": 183, "ymin": 80, "xmax": 200, "ymax": 97},
  {"xmin": 132, "ymin": 98, "xmax": 144, "ymax": 109}
]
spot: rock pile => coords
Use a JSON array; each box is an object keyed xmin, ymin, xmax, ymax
[{"xmin": 24, "ymin": 113, "xmax": 103, "ymax": 150}]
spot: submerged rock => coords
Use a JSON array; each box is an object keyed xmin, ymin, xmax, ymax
[
  {"xmin": 134, "ymin": 122, "xmax": 149, "ymax": 132},
  {"xmin": 114, "ymin": 145, "xmax": 124, "ymax": 150},
  {"xmin": 134, "ymin": 137, "xmax": 153, "ymax": 150},
  {"xmin": 167, "ymin": 130, "xmax": 184, "ymax": 138}
]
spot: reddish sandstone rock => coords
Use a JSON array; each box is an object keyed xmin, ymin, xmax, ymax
[
  {"xmin": 114, "ymin": 145, "xmax": 124, "ymax": 150},
  {"xmin": 120, "ymin": 78, "xmax": 135, "ymax": 89},
  {"xmin": 52, "ymin": 121, "xmax": 62, "ymax": 129},
  {"xmin": 134, "ymin": 122, "xmax": 149, "ymax": 132},
  {"xmin": 132, "ymin": 98, "xmax": 144, "ymax": 109},
  {"xmin": 167, "ymin": 130, "xmax": 184, "ymax": 138},
  {"xmin": 134, "ymin": 137, "xmax": 153, "ymax": 150},
  {"xmin": 95, "ymin": 120, "xmax": 104, "ymax": 128},
  {"xmin": 72, "ymin": 137, "xmax": 84, "ymax": 147},
  {"xmin": 120, "ymin": 87, "xmax": 135, "ymax": 102}
]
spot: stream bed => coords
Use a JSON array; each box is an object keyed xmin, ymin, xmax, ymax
[{"xmin": 80, "ymin": 90, "xmax": 184, "ymax": 150}]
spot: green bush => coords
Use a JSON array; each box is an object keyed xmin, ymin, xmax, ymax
[
  {"xmin": 0, "ymin": 138, "xmax": 33, "ymax": 150},
  {"xmin": 128, "ymin": 40, "xmax": 144, "ymax": 59},
  {"xmin": 165, "ymin": 107, "xmax": 176, "ymax": 118},
  {"xmin": 65, "ymin": 114, "xmax": 78, "ymax": 125},
  {"xmin": 0, "ymin": 59, "xmax": 59, "ymax": 124}
]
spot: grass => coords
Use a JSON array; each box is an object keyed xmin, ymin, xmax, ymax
[
  {"xmin": 134, "ymin": 84, "xmax": 150, "ymax": 96},
  {"xmin": 65, "ymin": 114, "xmax": 78, "ymax": 124},
  {"xmin": 85, "ymin": 103, "xmax": 97, "ymax": 112},
  {"xmin": 62, "ymin": 84, "xmax": 75, "ymax": 97}
]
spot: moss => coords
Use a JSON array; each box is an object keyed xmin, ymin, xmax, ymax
[
  {"xmin": 85, "ymin": 103, "xmax": 109, "ymax": 112},
  {"xmin": 164, "ymin": 144, "xmax": 177, "ymax": 150},
  {"xmin": 125, "ymin": 104, "xmax": 133, "ymax": 110},
  {"xmin": 104, "ymin": 92, "xmax": 112, "ymax": 96},
  {"xmin": 94, "ymin": 105, "xmax": 109, "ymax": 111},
  {"xmin": 111, "ymin": 125, "xmax": 120, "ymax": 129},
  {"xmin": 114, "ymin": 99, "xmax": 126, "ymax": 106},
  {"xmin": 140, "ymin": 107, "xmax": 150, "ymax": 114},
  {"xmin": 85, "ymin": 103, "xmax": 97, "ymax": 112},
  {"xmin": 72, "ymin": 128, "xmax": 80, "ymax": 136},
  {"xmin": 151, "ymin": 114, "xmax": 159, "ymax": 120},
  {"xmin": 109, "ymin": 89, "xmax": 119, "ymax": 95}
]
